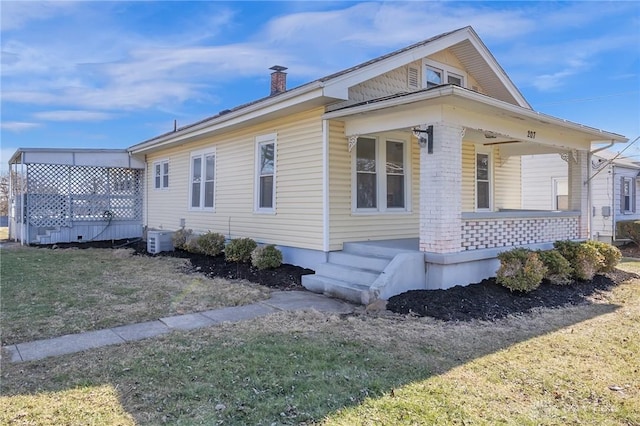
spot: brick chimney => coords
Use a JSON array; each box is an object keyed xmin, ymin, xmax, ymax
[{"xmin": 269, "ymin": 65, "xmax": 288, "ymax": 95}]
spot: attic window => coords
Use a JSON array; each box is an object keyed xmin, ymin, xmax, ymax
[
  {"xmin": 425, "ymin": 66, "xmax": 443, "ymax": 89},
  {"xmin": 423, "ymin": 59, "xmax": 468, "ymax": 89}
]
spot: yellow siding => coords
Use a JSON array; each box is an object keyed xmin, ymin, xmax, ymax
[
  {"xmin": 327, "ymin": 120, "xmax": 420, "ymax": 250},
  {"xmin": 145, "ymin": 108, "xmax": 324, "ymax": 250},
  {"xmin": 494, "ymin": 148, "xmax": 522, "ymax": 209},
  {"xmin": 461, "ymin": 142, "xmax": 475, "ymax": 212}
]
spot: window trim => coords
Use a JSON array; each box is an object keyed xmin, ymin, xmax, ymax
[
  {"xmin": 254, "ymin": 133, "xmax": 277, "ymax": 214},
  {"xmin": 621, "ymin": 176, "xmax": 636, "ymax": 214},
  {"xmin": 552, "ymin": 177, "xmax": 568, "ymax": 211},
  {"xmin": 351, "ymin": 135, "xmax": 411, "ymax": 214},
  {"xmin": 152, "ymin": 159, "xmax": 169, "ymax": 190},
  {"xmin": 475, "ymin": 148, "xmax": 493, "ymax": 212},
  {"xmin": 422, "ymin": 58, "xmax": 467, "ymax": 89},
  {"xmin": 188, "ymin": 148, "xmax": 216, "ymax": 211}
]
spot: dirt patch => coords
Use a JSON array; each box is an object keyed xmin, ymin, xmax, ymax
[{"xmin": 619, "ymin": 242, "xmax": 640, "ymax": 258}]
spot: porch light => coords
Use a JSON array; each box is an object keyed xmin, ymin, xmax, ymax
[{"xmin": 412, "ymin": 125, "xmax": 434, "ymax": 153}]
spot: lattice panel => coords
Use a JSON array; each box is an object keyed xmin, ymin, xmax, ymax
[{"xmin": 26, "ymin": 164, "xmax": 142, "ymax": 227}]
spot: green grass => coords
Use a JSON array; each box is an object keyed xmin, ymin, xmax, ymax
[
  {"xmin": 2, "ymin": 274, "xmax": 639, "ymax": 425},
  {"xmin": 1, "ymin": 250, "xmax": 638, "ymax": 424},
  {"xmin": 0, "ymin": 246, "xmax": 270, "ymax": 345}
]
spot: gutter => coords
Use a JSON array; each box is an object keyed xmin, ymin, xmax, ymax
[
  {"xmin": 129, "ymin": 81, "xmax": 325, "ymax": 155},
  {"xmin": 323, "ymin": 85, "xmax": 628, "ymax": 143}
]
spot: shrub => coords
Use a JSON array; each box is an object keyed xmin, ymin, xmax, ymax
[
  {"xmin": 585, "ymin": 240, "xmax": 621, "ymax": 272},
  {"xmin": 554, "ymin": 240, "xmax": 604, "ymax": 281},
  {"xmin": 184, "ymin": 235, "xmax": 201, "ymax": 253},
  {"xmin": 225, "ymin": 238, "xmax": 257, "ymax": 263},
  {"xmin": 171, "ymin": 228, "xmax": 193, "ymax": 250},
  {"xmin": 196, "ymin": 231, "xmax": 226, "ymax": 257},
  {"xmin": 251, "ymin": 245, "xmax": 283, "ymax": 270},
  {"xmin": 496, "ymin": 248, "xmax": 547, "ymax": 293},
  {"xmin": 537, "ymin": 249, "xmax": 573, "ymax": 285},
  {"xmin": 617, "ymin": 220, "xmax": 640, "ymax": 247}
]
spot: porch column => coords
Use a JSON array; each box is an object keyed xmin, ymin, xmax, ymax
[
  {"xmin": 419, "ymin": 122, "xmax": 463, "ymax": 253},
  {"xmin": 567, "ymin": 150, "xmax": 589, "ymax": 239}
]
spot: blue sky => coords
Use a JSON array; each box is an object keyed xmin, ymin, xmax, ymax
[{"xmin": 2, "ymin": 1, "xmax": 639, "ymax": 171}]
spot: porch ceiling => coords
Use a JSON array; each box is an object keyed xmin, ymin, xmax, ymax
[{"xmin": 323, "ymin": 85, "xmax": 628, "ymax": 152}]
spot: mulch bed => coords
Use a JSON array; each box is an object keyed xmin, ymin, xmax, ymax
[{"xmin": 41, "ymin": 239, "xmax": 640, "ymax": 322}]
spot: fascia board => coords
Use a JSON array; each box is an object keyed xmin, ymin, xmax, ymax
[
  {"xmin": 323, "ymin": 86, "xmax": 627, "ymax": 143},
  {"xmin": 129, "ymin": 85, "xmax": 325, "ymax": 154}
]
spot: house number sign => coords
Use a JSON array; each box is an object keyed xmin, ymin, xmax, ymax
[{"xmin": 527, "ymin": 130, "xmax": 536, "ymax": 139}]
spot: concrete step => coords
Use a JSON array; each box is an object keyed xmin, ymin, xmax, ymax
[
  {"xmin": 314, "ymin": 262, "xmax": 380, "ymax": 286},
  {"xmin": 301, "ymin": 275, "xmax": 370, "ymax": 305},
  {"xmin": 328, "ymin": 251, "xmax": 390, "ymax": 272},
  {"xmin": 343, "ymin": 241, "xmax": 417, "ymax": 258}
]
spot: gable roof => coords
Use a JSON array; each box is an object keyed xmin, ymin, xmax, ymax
[{"xmin": 128, "ymin": 26, "xmax": 529, "ymax": 154}]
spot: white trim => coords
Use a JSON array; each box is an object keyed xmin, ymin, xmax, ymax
[
  {"xmin": 423, "ymin": 58, "xmax": 467, "ymax": 89},
  {"xmin": 188, "ymin": 148, "xmax": 216, "ymax": 211},
  {"xmin": 152, "ymin": 159, "xmax": 170, "ymax": 190},
  {"xmin": 322, "ymin": 85, "xmax": 627, "ymax": 145},
  {"xmin": 254, "ymin": 133, "xmax": 277, "ymax": 214},
  {"xmin": 475, "ymin": 146, "xmax": 493, "ymax": 211},
  {"xmin": 551, "ymin": 176, "xmax": 568, "ymax": 210},
  {"xmin": 351, "ymin": 135, "xmax": 411, "ymax": 213},
  {"xmin": 322, "ymin": 119, "xmax": 329, "ymax": 252}
]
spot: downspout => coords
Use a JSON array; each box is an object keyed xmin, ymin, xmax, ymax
[{"xmin": 322, "ymin": 119, "xmax": 330, "ymax": 257}]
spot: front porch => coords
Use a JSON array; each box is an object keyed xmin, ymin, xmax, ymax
[{"xmin": 302, "ymin": 210, "xmax": 581, "ymax": 304}]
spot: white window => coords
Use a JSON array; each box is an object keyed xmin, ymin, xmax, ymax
[
  {"xmin": 255, "ymin": 133, "xmax": 277, "ymax": 212},
  {"xmin": 423, "ymin": 59, "xmax": 466, "ymax": 89},
  {"xmin": 447, "ymin": 72, "xmax": 464, "ymax": 86},
  {"xmin": 153, "ymin": 160, "xmax": 169, "ymax": 190},
  {"xmin": 552, "ymin": 178, "xmax": 568, "ymax": 210},
  {"xmin": 189, "ymin": 150, "xmax": 215, "ymax": 210},
  {"xmin": 621, "ymin": 177, "xmax": 635, "ymax": 213},
  {"xmin": 476, "ymin": 151, "xmax": 491, "ymax": 210},
  {"xmin": 353, "ymin": 136, "xmax": 409, "ymax": 212},
  {"xmin": 425, "ymin": 66, "xmax": 443, "ymax": 89}
]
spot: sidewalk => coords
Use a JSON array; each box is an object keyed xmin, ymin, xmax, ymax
[{"xmin": 3, "ymin": 291, "xmax": 354, "ymax": 363}]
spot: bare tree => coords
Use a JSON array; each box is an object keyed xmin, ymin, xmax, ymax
[{"xmin": 0, "ymin": 172, "xmax": 9, "ymax": 216}]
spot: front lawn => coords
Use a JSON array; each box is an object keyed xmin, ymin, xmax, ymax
[
  {"xmin": 1, "ymin": 267, "xmax": 638, "ymax": 424},
  {"xmin": 0, "ymin": 246, "xmax": 270, "ymax": 345}
]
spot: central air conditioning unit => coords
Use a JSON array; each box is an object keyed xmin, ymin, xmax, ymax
[{"xmin": 147, "ymin": 230, "xmax": 174, "ymax": 254}]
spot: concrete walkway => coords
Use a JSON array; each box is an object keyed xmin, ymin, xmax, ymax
[{"xmin": 3, "ymin": 291, "xmax": 354, "ymax": 363}]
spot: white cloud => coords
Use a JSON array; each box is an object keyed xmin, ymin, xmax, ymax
[
  {"xmin": 0, "ymin": 122, "xmax": 42, "ymax": 132},
  {"xmin": 0, "ymin": 1, "xmax": 78, "ymax": 31},
  {"xmin": 33, "ymin": 110, "xmax": 115, "ymax": 121}
]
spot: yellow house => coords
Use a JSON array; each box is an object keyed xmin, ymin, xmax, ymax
[{"xmin": 127, "ymin": 26, "xmax": 627, "ymax": 303}]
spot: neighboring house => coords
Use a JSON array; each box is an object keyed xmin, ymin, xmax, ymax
[
  {"xmin": 522, "ymin": 151, "xmax": 640, "ymax": 244},
  {"xmin": 8, "ymin": 26, "xmax": 628, "ymax": 303}
]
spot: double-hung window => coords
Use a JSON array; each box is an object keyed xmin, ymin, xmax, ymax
[
  {"xmin": 153, "ymin": 160, "xmax": 169, "ymax": 190},
  {"xmin": 476, "ymin": 151, "xmax": 491, "ymax": 210},
  {"xmin": 622, "ymin": 177, "xmax": 635, "ymax": 213},
  {"xmin": 255, "ymin": 133, "xmax": 276, "ymax": 212},
  {"xmin": 425, "ymin": 66, "xmax": 443, "ymax": 89},
  {"xmin": 190, "ymin": 150, "xmax": 215, "ymax": 210},
  {"xmin": 354, "ymin": 136, "xmax": 409, "ymax": 212}
]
